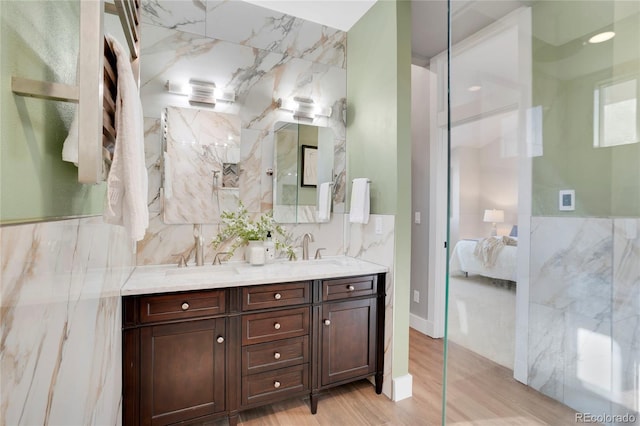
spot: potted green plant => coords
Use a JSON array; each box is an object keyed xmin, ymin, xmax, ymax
[{"xmin": 212, "ymin": 202, "xmax": 296, "ymax": 261}]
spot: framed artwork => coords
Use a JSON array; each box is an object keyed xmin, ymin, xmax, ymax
[{"xmin": 301, "ymin": 145, "xmax": 318, "ymax": 187}]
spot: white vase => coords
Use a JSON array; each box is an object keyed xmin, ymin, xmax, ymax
[{"xmin": 245, "ymin": 240, "xmax": 264, "ymax": 265}]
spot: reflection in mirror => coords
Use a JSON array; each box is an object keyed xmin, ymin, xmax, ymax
[
  {"xmin": 162, "ymin": 106, "xmax": 241, "ymax": 224},
  {"xmin": 273, "ymin": 121, "xmax": 334, "ymax": 223}
]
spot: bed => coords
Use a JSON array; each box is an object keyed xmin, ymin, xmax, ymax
[{"xmin": 449, "ymin": 237, "xmax": 517, "ymax": 282}]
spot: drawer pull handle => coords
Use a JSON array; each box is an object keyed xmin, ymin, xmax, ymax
[
  {"xmin": 274, "ymin": 381, "xmax": 281, "ymax": 389},
  {"xmin": 181, "ymin": 302, "xmax": 189, "ymax": 311},
  {"xmin": 274, "ymin": 352, "xmax": 281, "ymax": 360},
  {"xmin": 347, "ymin": 285, "xmax": 355, "ymax": 292},
  {"xmin": 324, "ymin": 319, "xmax": 331, "ymax": 326},
  {"xmin": 216, "ymin": 336, "xmax": 225, "ymax": 344},
  {"xmin": 274, "ymin": 322, "xmax": 281, "ymax": 330},
  {"xmin": 274, "ymin": 293, "xmax": 282, "ymax": 300}
]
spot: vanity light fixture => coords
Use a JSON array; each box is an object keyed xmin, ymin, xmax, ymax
[
  {"xmin": 588, "ymin": 31, "xmax": 615, "ymax": 44},
  {"xmin": 165, "ymin": 79, "xmax": 236, "ymax": 105},
  {"xmin": 277, "ymin": 97, "xmax": 332, "ymax": 120}
]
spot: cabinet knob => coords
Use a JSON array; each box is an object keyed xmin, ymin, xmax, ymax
[
  {"xmin": 274, "ymin": 322, "xmax": 281, "ymax": 330},
  {"xmin": 324, "ymin": 319, "xmax": 331, "ymax": 326},
  {"xmin": 274, "ymin": 293, "xmax": 282, "ymax": 300},
  {"xmin": 216, "ymin": 336, "xmax": 224, "ymax": 344},
  {"xmin": 274, "ymin": 381, "xmax": 281, "ymax": 389},
  {"xmin": 181, "ymin": 302, "xmax": 189, "ymax": 311},
  {"xmin": 347, "ymin": 285, "xmax": 355, "ymax": 292},
  {"xmin": 274, "ymin": 352, "xmax": 281, "ymax": 360}
]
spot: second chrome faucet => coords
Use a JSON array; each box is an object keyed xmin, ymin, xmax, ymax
[
  {"xmin": 302, "ymin": 233, "xmax": 314, "ymax": 260},
  {"xmin": 194, "ymin": 224, "xmax": 204, "ymax": 266}
]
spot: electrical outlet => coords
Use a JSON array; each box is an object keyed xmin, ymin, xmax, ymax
[
  {"xmin": 414, "ymin": 211, "xmax": 421, "ymax": 224},
  {"xmin": 413, "ymin": 290, "xmax": 420, "ymax": 303},
  {"xmin": 375, "ymin": 217, "xmax": 383, "ymax": 235}
]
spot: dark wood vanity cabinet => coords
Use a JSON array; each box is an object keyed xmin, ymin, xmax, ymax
[
  {"xmin": 140, "ymin": 318, "xmax": 227, "ymax": 425},
  {"xmin": 122, "ymin": 273, "xmax": 385, "ymax": 426}
]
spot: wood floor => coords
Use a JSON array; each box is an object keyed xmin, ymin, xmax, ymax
[{"xmin": 214, "ymin": 328, "xmax": 578, "ymax": 425}]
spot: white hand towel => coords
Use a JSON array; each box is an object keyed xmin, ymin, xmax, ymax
[
  {"xmin": 62, "ymin": 55, "xmax": 80, "ymax": 166},
  {"xmin": 349, "ymin": 178, "xmax": 370, "ymax": 224},
  {"xmin": 102, "ymin": 35, "xmax": 149, "ymax": 242},
  {"xmin": 62, "ymin": 112, "xmax": 79, "ymax": 166},
  {"xmin": 317, "ymin": 182, "xmax": 332, "ymax": 222}
]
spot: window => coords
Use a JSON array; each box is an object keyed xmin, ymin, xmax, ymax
[{"xmin": 594, "ymin": 78, "xmax": 639, "ymax": 148}]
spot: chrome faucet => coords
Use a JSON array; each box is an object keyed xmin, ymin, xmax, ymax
[
  {"xmin": 302, "ymin": 233, "xmax": 314, "ymax": 260},
  {"xmin": 194, "ymin": 224, "xmax": 204, "ymax": 266}
]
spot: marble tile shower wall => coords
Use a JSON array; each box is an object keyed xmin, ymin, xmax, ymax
[
  {"xmin": 529, "ymin": 217, "xmax": 640, "ymax": 423},
  {"xmin": 0, "ymin": 218, "xmax": 135, "ymax": 425},
  {"xmin": 137, "ymin": 0, "xmax": 347, "ymax": 265}
]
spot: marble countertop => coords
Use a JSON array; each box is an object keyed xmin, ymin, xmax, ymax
[{"xmin": 122, "ymin": 256, "xmax": 388, "ymax": 296}]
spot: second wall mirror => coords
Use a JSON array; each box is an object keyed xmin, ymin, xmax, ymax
[{"xmin": 273, "ymin": 121, "xmax": 335, "ymax": 223}]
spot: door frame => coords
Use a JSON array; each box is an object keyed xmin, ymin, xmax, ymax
[{"xmin": 427, "ymin": 6, "xmax": 532, "ymax": 383}]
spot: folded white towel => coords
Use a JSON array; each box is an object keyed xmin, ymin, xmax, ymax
[
  {"xmin": 317, "ymin": 182, "xmax": 332, "ymax": 222},
  {"xmin": 102, "ymin": 35, "xmax": 149, "ymax": 242},
  {"xmin": 349, "ymin": 178, "xmax": 370, "ymax": 224}
]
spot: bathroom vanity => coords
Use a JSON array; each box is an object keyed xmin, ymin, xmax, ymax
[{"xmin": 121, "ymin": 257, "xmax": 387, "ymax": 426}]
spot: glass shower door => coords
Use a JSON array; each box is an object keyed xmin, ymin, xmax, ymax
[{"xmin": 443, "ymin": 1, "xmax": 640, "ymax": 424}]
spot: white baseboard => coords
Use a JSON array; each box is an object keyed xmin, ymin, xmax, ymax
[
  {"xmin": 410, "ymin": 313, "xmax": 443, "ymax": 338},
  {"xmin": 392, "ymin": 374, "xmax": 413, "ymax": 401}
]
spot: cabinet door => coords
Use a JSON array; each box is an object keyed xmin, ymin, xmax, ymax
[
  {"xmin": 140, "ymin": 319, "xmax": 226, "ymax": 426},
  {"xmin": 320, "ymin": 298, "xmax": 376, "ymax": 387}
]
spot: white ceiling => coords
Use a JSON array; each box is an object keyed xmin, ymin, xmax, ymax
[
  {"xmin": 243, "ymin": 0, "xmax": 527, "ymax": 65},
  {"xmin": 243, "ymin": 0, "xmax": 377, "ymax": 32}
]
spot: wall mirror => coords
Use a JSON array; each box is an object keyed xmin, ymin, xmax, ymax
[
  {"xmin": 273, "ymin": 121, "xmax": 335, "ymax": 223},
  {"xmin": 162, "ymin": 106, "xmax": 241, "ymax": 224}
]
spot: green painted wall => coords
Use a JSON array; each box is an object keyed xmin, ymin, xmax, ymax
[
  {"xmin": 347, "ymin": 0, "xmax": 399, "ymax": 215},
  {"xmin": 1, "ymin": 0, "xmax": 105, "ymax": 225},
  {"xmin": 347, "ymin": 0, "xmax": 412, "ymax": 381},
  {"xmin": 532, "ymin": 1, "xmax": 640, "ymax": 217}
]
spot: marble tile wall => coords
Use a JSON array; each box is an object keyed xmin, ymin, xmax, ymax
[
  {"xmin": 137, "ymin": 0, "xmax": 347, "ymax": 264},
  {"xmin": 0, "ymin": 217, "xmax": 135, "ymax": 425},
  {"xmin": 528, "ymin": 217, "xmax": 640, "ymax": 423}
]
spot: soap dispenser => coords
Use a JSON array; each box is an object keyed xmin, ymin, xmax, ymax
[{"xmin": 264, "ymin": 231, "xmax": 275, "ymax": 263}]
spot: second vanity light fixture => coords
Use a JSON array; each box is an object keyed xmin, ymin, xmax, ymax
[
  {"xmin": 277, "ymin": 96, "xmax": 332, "ymax": 120},
  {"xmin": 165, "ymin": 79, "xmax": 236, "ymax": 105}
]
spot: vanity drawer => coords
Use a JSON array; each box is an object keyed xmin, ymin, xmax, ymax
[
  {"xmin": 242, "ymin": 281, "xmax": 310, "ymax": 311},
  {"xmin": 139, "ymin": 290, "xmax": 226, "ymax": 324},
  {"xmin": 322, "ymin": 275, "xmax": 377, "ymax": 301},
  {"xmin": 242, "ymin": 364, "xmax": 309, "ymax": 406},
  {"xmin": 243, "ymin": 336, "xmax": 309, "ymax": 375},
  {"xmin": 242, "ymin": 307, "xmax": 309, "ymax": 345}
]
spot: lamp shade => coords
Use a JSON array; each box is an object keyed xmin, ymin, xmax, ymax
[{"xmin": 483, "ymin": 209, "xmax": 504, "ymax": 223}]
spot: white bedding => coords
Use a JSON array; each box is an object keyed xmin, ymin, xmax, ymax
[{"xmin": 449, "ymin": 238, "xmax": 517, "ymax": 282}]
